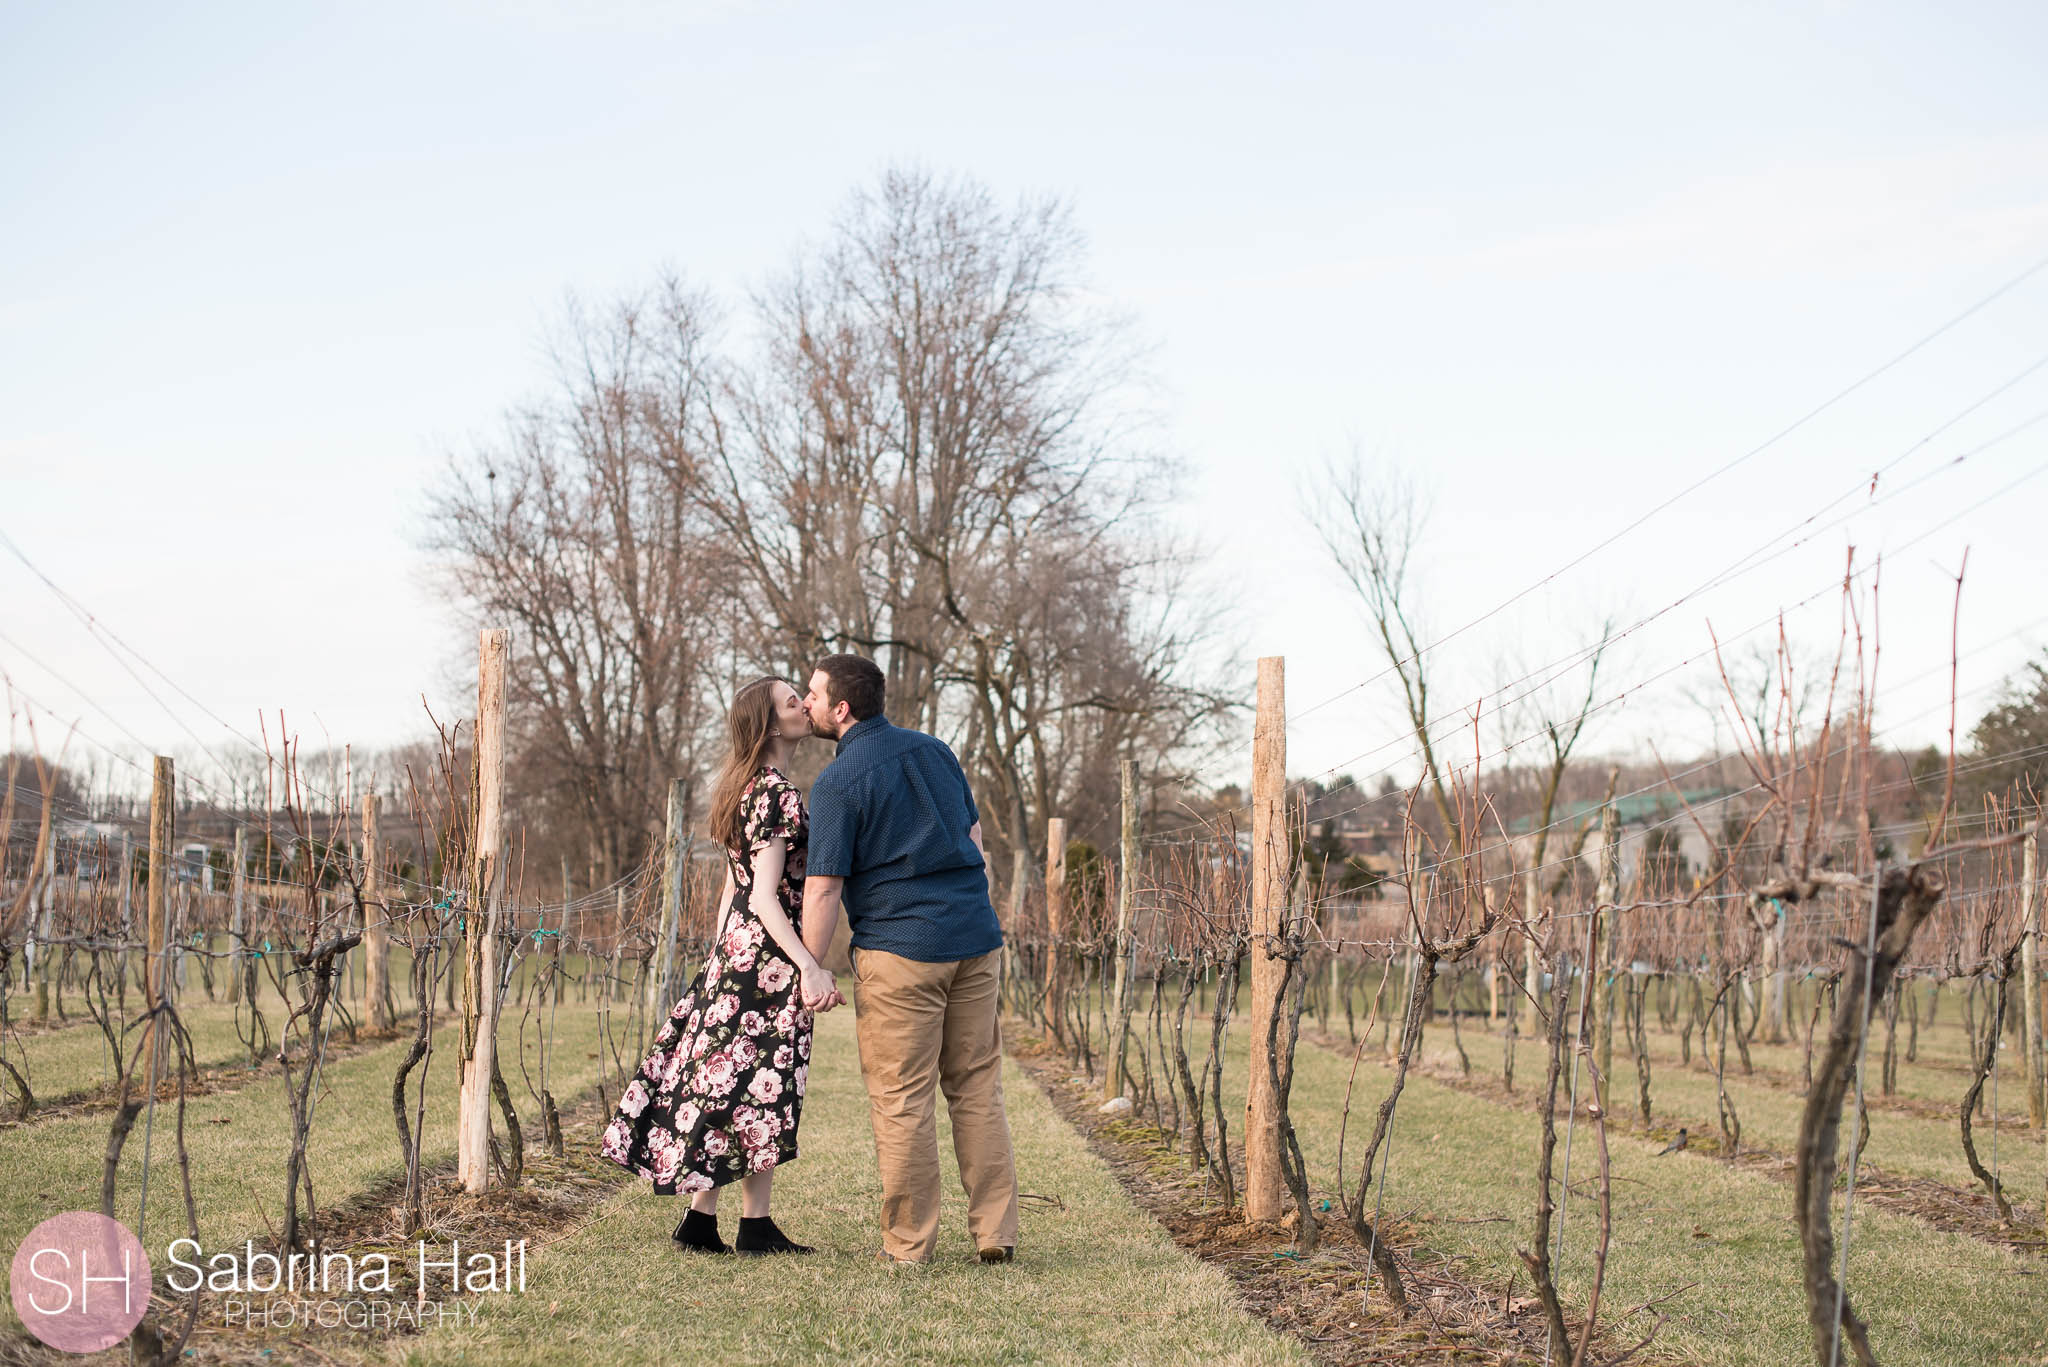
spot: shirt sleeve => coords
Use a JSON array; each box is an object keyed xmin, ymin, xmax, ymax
[
  {"xmin": 944, "ymin": 741, "xmax": 980, "ymax": 826},
  {"xmin": 806, "ymin": 771, "xmax": 859, "ymax": 878},
  {"xmin": 744, "ymin": 778, "xmax": 802, "ymax": 852}
]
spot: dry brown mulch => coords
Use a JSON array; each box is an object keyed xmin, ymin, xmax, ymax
[
  {"xmin": 0, "ymin": 1024, "xmax": 413, "ymax": 1132},
  {"xmin": 0, "ymin": 1081, "xmax": 636, "ymax": 1367},
  {"xmin": 2, "ymin": 1012, "xmax": 106, "ymax": 1040},
  {"xmin": 1007, "ymin": 1028, "xmax": 1692, "ymax": 1367},
  {"xmin": 1689, "ymin": 1050, "xmax": 2032, "ymax": 1131},
  {"xmin": 1305, "ymin": 1028, "xmax": 2048, "ymax": 1258}
]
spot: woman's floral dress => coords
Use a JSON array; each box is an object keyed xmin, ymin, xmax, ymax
[{"xmin": 600, "ymin": 767, "xmax": 812, "ymax": 1193}]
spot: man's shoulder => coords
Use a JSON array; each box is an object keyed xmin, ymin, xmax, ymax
[
  {"xmin": 806, "ymin": 758, "xmax": 856, "ymax": 803},
  {"xmin": 889, "ymin": 725, "xmax": 960, "ymax": 763}
]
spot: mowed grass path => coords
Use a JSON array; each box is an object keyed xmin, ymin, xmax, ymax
[
  {"xmin": 1, "ymin": 996, "xmax": 614, "ymax": 1338},
  {"xmin": 6, "ymin": 963, "xmax": 316, "ymax": 1108},
  {"xmin": 1393, "ymin": 981, "xmax": 2047, "ymax": 1199},
  {"xmin": 5, "ymin": 943, "xmax": 603, "ymax": 1110},
  {"xmin": 382, "ymin": 1007, "xmax": 1307, "ymax": 1367},
  {"xmin": 1213, "ymin": 1011, "xmax": 2045, "ymax": 1367}
]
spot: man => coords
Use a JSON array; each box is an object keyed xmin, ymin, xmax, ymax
[{"xmin": 796, "ymin": 653, "xmax": 1021, "ymax": 1266}]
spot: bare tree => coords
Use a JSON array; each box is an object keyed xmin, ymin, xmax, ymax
[
  {"xmin": 423, "ymin": 277, "xmax": 728, "ymax": 886},
  {"xmin": 1306, "ymin": 453, "xmax": 1460, "ymax": 847},
  {"xmin": 694, "ymin": 167, "xmax": 1233, "ymax": 901}
]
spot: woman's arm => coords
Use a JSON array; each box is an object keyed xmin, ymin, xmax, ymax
[
  {"xmin": 716, "ymin": 864, "xmax": 735, "ymax": 927},
  {"xmin": 748, "ymin": 838, "xmax": 836, "ymax": 1007}
]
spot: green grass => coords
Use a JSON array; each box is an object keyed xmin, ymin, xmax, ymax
[
  {"xmin": 0, "ymin": 996, "xmax": 618, "ymax": 1338},
  {"xmin": 8, "ymin": 950, "xmax": 2038, "ymax": 1366},
  {"xmin": 4, "ymin": 944, "xmax": 633, "ymax": 1109},
  {"xmin": 1377, "ymin": 978, "xmax": 2048, "ymax": 1199},
  {"xmin": 7, "ymin": 998, "xmax": 274, "ymax": 1107},
  {"xmin": 381, "ymin": 1007, "xmax": 1308, "ymax": 1367},
  {"xmin": 1184, "ymin": 998, "xmax": 2047, "ymax": 1367}
]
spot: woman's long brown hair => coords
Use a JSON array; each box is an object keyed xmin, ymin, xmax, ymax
[{"xmin": 707, "ymin": 676, "xmax": 792, "ymax": 854}]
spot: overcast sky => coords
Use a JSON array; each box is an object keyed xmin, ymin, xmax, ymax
[{"xmin": 4, "ymin": 1, "xmax": 2046, "ymax": 808}]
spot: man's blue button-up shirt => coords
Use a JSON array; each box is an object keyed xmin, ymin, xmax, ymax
[{"xmin": 806, "ymin": 714, "xmax": 1003, "ymax": 964}]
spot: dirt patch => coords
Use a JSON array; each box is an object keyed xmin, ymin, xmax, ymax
[
  {"xmin": 1674, "ymin": 1050, "xmax": 2032, "ymax": 1131},
  {"xmin": 2, "ymin": 1012, "xmax": 109, "ymax": 1041},
  {"xmin": 1305, "ymin": 1028, "xmax": 2048, "ymax": 1258},
  {"xmin": 0, "ymin": 1080, "xmax": 637, "ymax": 1366},
  {"xmin": 0, "ymin": 1025, "xmax": 414, "ymax": 1132},
  {"xmin": 1006, "ymin": 1027, "xmax": 1694, "ymax": 1367}
]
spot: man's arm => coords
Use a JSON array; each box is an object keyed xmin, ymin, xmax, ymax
[
  {"xmin": 800, "ymin": 875, "xmax": 844, "ymax": 967},
  {"xmin": 803, "ymin": 771, "xmax": 858, "ymax": 983}
]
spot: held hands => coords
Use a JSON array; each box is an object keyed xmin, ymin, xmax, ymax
[{"xmin": 799, "ymin": 959, "xmax": 845, "ymax": 1013}]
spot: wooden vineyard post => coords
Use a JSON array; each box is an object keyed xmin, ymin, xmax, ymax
[
  {"xmin": 142, "ymin": 756, "xmax": 174, "ymax": 1090},
  {"xmin": 648, "ymin": 779, "xmax": 687, "ymax": 1019},
  {"xmin": 31, "ymin": 830, "xmax": 54, "ymax": 1019},
  {"xmin": 225, "ymin": 828, "xmax": 247, "ymax": 1005},
  {"xmin": 609, "ymin": 885, "xmax": 626, "ymax": 1006},
  {"xmin": 1592, "ymin": 787, "xmax": 1618, "ymax": 1115},
  {"xmin": 117, "ymin": 832, "xmax": 133, "ymax": 1008},
  {"xmin": 1522, "ymin": 862, "xmax": 1541, "ymax": 1029},
  {"xmin": 1044, "ymin": 817, "xmax": 1068, "ymax": 1043},
  {"xmin": 1106, "ymin": 759, "xmax": 1141, "ymax": 1100},
  {"xmin": 2021, "ymin": 829, "xmax": 2043, "ymax": 1131},
  {"xmin": 363, "ymin": 793, "xmax": 391, "ymax": 1030},
  {"xmin": 458, "ymin": 628, "xmax": 508, "ymax": 1193},
  {"xmin": 557, "ymin": 859, "xmax": 571, "ymax": 1007},
  {"xmin": 1244, "ymin": 655, "xmax": 1287, "ymax": 1225}
]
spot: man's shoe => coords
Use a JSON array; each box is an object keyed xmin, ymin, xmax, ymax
[{"xmin": 976, "ymin": 1245, "xmax": 1015, "ymax": 1264}]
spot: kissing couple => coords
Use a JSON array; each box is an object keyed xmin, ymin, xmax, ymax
[{"xmin": 599, "ymin": 653, "xmax": 1021, "ymax": 1265}]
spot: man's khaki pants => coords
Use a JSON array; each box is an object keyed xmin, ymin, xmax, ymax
[{"xmin": 851, "ymin": 946, "xmax": 1019, "ymax": 1262}]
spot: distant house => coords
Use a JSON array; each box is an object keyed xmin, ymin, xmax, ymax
[
  {"xmin": 1508, "ymin": 788, "xmax": 1738, "ymax": 889},
  {"xmin": 177, "ymin": 842, "xmax": 215, "ymax": 891},
  {"xmin": 51, "ymin": 819, "xmax": 126, "ymax": 880}
]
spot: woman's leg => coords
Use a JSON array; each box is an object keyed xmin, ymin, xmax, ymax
[
  {"xmin": 689, "ymin": 1186, "xmax": 719, "ymax": 1215},
  {"xmin": 738, "ymin": 1170, "xmax": 773, "ymax": 1218}
]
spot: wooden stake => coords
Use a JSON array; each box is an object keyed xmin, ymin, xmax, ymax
[
  {"xmin": 648, "ymin": 779, "xmax": 687, "ymax": 1018},
  {"xmin": 2020, "ymin": 829, "xmax": 2043, "ymax": 1131},
  {"xmin": 557, "ymin": 858, "xmax": 571, "ymax": 1006},
  {"xmin": 458, "ymin": 628, "xmax": 508, "ymax": 1193},
  {"xmin": 363, "ymin": 793, "xmax": 391, "ymax": 1030},
  {"xmin": 142, "ymin": 756, "xmax": 174, "ymax": 1088},
  {"xmin": 226, "ymin": 827, "xmax": 247, "ymax": 1005},
  {"xmin": 1106, "ymin": 759, "xmax": 1141, "ymax": 1099},
  {"xmin": 1592, "ymin": 782, "xmax": 1619, "ymax": 1115},
  {"xmin": 1044, "ymin": 817, "xmax": 1067, "ymax": 1043},
  {"xmin": 31, "ymin": 831, "xmax": 54, "ymax": 1019},
  {"xmin": 117, "ymin": 832, "xmax": 133, "ymax": 1008},
  {"xmin": 1244, "ymin": 656, "xmax": 1287, "ymax": 1224}
]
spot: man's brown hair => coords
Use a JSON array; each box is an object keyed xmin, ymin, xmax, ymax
[{"xmin": 815, "ymin": 653, "xmax": 885, "ymax": 722}]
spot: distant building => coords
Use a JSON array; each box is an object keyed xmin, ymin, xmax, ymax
[{"xmin": 1508, "ymin": 788, "xmax": 1738, "ymax": 889}]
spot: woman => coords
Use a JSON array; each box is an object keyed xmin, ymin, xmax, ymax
[{"xmin": 599, "ymin": 676, "xmax": 837, "ymax": 1255}]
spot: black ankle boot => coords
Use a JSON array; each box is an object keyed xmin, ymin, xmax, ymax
[
  {"xmin": 673, "ymin": 1207, "xmax": 730, "ymax": 1254},
  {"xmin": 734, "ymin": 1215, "xmax": 813, "ymax": 1255}
]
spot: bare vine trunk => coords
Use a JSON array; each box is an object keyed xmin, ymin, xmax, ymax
[{"xmin": 1793, "ymin": 865, "xmax": 1945, "ymax": 1367}]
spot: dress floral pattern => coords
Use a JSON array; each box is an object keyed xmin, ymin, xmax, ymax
[{"xmin": 600, "ymin": 767, "xmax": 812, "ymax": 1193}]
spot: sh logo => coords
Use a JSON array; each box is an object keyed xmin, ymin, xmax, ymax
[{"xmin": 10, "ymin": 1212, "xmax": 153, "ymax": 1352}]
